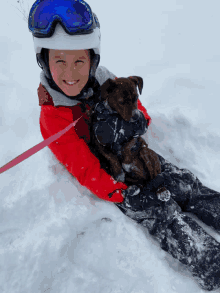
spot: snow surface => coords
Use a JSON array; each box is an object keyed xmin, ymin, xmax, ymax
[{"xmin": 1, "ymin": 0, "xmax": 220, "ymax": 292}]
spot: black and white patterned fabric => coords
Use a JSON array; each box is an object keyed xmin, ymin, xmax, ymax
[
  {"xmin": 88, "ymin": 95, "xmax": 220, "ymax": 290},
  {"xmin": 92, "ymin": 100, "xmax": 148, "ymax": 158},
  {"xmin": 115, "ymin": 153, "xmax": 220, "ymax": 291}
]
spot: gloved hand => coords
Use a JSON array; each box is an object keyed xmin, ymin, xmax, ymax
[
  {"xmin": 130, "ymin": 110, "xmax": 148, "ymax": 137},
  {"xmin": 144, "ymin": 173, "xmax": 171, "ymax": 202},
  {"xmin": 121, "ymin": 174, "xmax": 171, "ymax": 211}
]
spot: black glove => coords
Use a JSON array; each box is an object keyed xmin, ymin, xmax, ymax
[
  {"xmin": 144, "ymin": 173, "xmax": 166, "ymax": 192},
  {"xmin": 143, "ymin": 174, "xmax": 171, "ymax": 202},
  {"xmin": 130, "ymin": 110, "xmax": 148, "ymax": 137},
  {"xmin": 121, "ymin": 185, "xmax": 143, "ymax": 211},
  {"xmin": 121, "ymin": 174, "xmax": 171, "ymax": 211}
]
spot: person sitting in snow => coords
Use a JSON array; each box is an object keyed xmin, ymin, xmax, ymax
[{"xmin": 29, "ymin": 0, "xmax": 220, "ymax": 291}]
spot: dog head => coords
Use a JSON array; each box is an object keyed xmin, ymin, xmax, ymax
[{"xmin": 100, "ymin": 76, "xmax": 143, "ymax": 122}]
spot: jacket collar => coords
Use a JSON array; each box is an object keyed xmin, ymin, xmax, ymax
[{"xmin": 39, "ymin": 71, "xmax": 95, "ymax": 107}]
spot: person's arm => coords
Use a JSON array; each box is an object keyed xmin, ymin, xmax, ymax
[
  {"xmin": 40, "ymin": 105, "xmax": 127, "ymax": 203},
  {"xmin": 95, "ymin": 66, "xmax": 117, "ymax": 86},
  {"xmin": 137, "ymin": 99, "xmax": 152, "ymax": 127},
  {"xmin": 129, "ymin": 98, "xmax": 152, "ymax": 137}
]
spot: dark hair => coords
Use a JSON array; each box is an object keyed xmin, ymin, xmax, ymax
[{"xmin": 89, "ymin": 49, "xmax": 95, "ymax": 61}]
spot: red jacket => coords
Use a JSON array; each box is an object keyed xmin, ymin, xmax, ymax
[{"xmin": 38, "ymin": 75, "xmax": 152, "ymax": 203}]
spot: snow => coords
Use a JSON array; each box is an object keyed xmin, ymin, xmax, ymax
[{"xmin": 0, "ymin": 0, "xmax": 220, "ymax": 292}]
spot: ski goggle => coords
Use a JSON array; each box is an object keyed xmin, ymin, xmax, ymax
[{"xmin": 28, "ymin": 0, "xmax": 100, "ymax": 38}]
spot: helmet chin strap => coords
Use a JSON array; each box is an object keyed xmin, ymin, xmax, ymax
[
  {"xmin": 89, "ymin": 54, "xmax": 100, "ymax": 80},
  {"xmin": 36, "ymin": 53, "xmax": 51, "ymax": 79}
]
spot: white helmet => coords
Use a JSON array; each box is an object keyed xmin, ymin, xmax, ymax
[
  {"xmin": 28, "ymin": 0, "xmax": 101, "ymax": 80},
  {"xmin": 32, "ymin": 15, "xmax": 101, "ymax": 56}
]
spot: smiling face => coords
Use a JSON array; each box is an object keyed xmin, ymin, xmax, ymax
[{"xmin": 49, "ymin": 49, "xmax": 91, "ymax": 96}]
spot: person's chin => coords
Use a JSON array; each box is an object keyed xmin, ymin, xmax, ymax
[
  {"xmin": 61, "ymin": 82, "xmax": 83, "ymax": 96},
  {"xmin": 65, "ymin": 89, "xmax": 81, "ymax": 96}
]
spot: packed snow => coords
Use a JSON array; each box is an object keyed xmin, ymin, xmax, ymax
[{"xmin": 1, "ymin": 0, "xmax": 220, "ymax": 292}]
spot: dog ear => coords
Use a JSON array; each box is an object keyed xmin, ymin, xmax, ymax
[
  {"xmin": 128, "ymin": 76, "xmax": 143, "ymax": 95},
  {"xmin": 101, "ymin": 78, "xmax": 117, "ymax": 99}
]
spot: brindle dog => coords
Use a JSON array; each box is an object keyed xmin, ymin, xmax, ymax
[{"xmin": 87, "ymin": 76, "xmax": 166, "ymax": 193}]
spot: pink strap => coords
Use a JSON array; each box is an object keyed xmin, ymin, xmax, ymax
[{"xmin": 0, "ymin": 116, "xmax": 83, "ymax": 175}]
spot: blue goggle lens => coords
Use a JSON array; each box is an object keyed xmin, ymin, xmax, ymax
[{"xmin": 28, "ymin": 0, "xmax": 99, "ymax": 38}]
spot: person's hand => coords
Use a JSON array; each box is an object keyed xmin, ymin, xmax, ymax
[
  {"xmin": 143, "ymin": 174, "xmax": 171, "ymax": 201},
  {"xmin": 130, "ymin": 110, "xmax": 148, "ymax": 137},
  {"xmin": 120, "ymin": 174, "xmax": 171, "ymax": 211},
  {"xmin": 121, "ymin": 185, "xmax": 143, "ymax": 210},
  {"xmin": 122, "ymin": 185, "xmax": 141, "ymax": 198}
]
